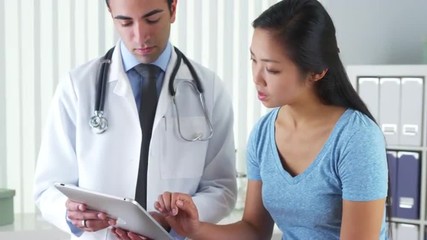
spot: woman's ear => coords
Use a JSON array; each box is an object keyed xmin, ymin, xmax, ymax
[{"xmin": 310, "ymin": 69, "xmax": 328, "ymax": 82}]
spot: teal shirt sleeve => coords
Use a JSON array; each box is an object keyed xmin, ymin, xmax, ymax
[
  {"xmin": 338, "ymin": 116, "xmax": 388, "ymax": 201},
  {"xmin": 247, "ymin": 124, "xmax": 261, "ymax": 180},
  {"xmin": 246, "ymin": 109, "xmax": 278, "ymax": 181}
]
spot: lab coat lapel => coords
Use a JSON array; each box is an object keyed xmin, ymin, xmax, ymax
[
  {"xmin": 108, "ymin": 43, "xmax": 139, "ymax": 117},
  {"xmin": 105, "ymin": 44, "xmax": 192, "ymax": 132},
  {"xmin": 152, "ymin": 50, "xmax": 178, "ymax": 130}
]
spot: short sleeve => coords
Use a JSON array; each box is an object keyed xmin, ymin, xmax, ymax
[
  {"xmin": 246, "ymin": 124, "xmax": 262, "ymax": 180},
  {"xmin": 339, "ymin": 123, "xmax": 388, "ymax": 201}
]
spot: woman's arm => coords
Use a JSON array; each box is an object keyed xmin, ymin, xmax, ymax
[
  {"xmin": 340, "ymin": 198, "xmax": 386, "ymax": 240},
  {"xmin": 157, "ymin": 180, "xmax": 274, "ymax": 240}
]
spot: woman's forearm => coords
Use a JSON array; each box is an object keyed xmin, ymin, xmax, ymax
[{"xmin": 189, "ymin": 220, "xmax": 272, "ymax": 240}]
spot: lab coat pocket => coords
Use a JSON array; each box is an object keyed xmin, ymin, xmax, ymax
[{"xmin": 161, "ymin": 116, "xmax": 209, "ymax": 179}]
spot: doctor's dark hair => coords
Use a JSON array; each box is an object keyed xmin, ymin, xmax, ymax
[
  {"xmin": 105, "ymin": 0, "xmax": 173, "ymax": 10},
  {"xmin": 252, "ymin": 0, "xmax": 376, "ymax": 123}
]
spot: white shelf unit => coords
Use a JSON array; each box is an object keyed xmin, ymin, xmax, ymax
[{"xmin": 347, "ymin": 65, "xmax": 427, "ymax": 240}]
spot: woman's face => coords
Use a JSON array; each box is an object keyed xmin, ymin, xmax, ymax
[{"xmin": 250, "ymin": 28, "xmax": 314, "ymax": 108}]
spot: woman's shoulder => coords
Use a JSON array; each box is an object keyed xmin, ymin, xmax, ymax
[
  {"xmin": 342, "ymin": 109, "xmax": 381, "ymax": 132},
  {"xmin": 336, "ymin": 109, "xmax": 385, "ymax": 146},
  {"xmin": 253, "ymin": 108, "xmax": 279, "ymax": 132}
]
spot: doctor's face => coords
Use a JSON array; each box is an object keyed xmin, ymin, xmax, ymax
[
  {"xmin": 250, "ymin": 28, "xmax": 314, "ymax": 108},
  {"xmin": 108, "ymin": 0, "xmax": 177, "ymax": 64}
]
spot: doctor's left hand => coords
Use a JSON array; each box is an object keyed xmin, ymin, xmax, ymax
[
  {"xmin": 111, "ymin": 228, "xmax": 151, "ymax": 240},
  {"xmin": 66, "ymin": 199, "xmax": 116, "ymax": 232},
  {"xmin": 110, "ymin": 211, "xmax": 169, "ymax": 240}
]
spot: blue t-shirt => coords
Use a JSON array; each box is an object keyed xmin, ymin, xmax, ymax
[{"xmin": 247, "ymin": 108, "xmax": 388, "ymax": 240}]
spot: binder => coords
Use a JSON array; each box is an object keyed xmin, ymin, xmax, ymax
[
  {"xmin": 379, "ymin": 78, "xmax": 401, "ymax": 146},
  {"xmin": 396, "ymin": 223, "xmax": 419, "ymax": 240},
  {"xmin": 386, "ymin": 151, "xmax": 398, "ymax": 217},
  {"xmin": 399, "ymin": 78, "xmax": 423, "ymax": 146},
  {"xmin": 357, "ymin": 77, "xmax": 380, "ymax": 121},
  {"xmin": 395, "ymin": 152, "xmax": 420, "ymax": 219}
]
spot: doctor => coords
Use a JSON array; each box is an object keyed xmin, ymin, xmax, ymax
[{"xmin": 33, "ymin": 0, "xmax": 237, "ymax": 239}]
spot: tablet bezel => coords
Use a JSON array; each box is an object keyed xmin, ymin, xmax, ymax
[{"xmin": 54, "ymin": 183, "xmax": 173, "ymax": 240}]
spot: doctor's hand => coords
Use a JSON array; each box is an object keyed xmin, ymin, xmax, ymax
[
  {"xmin": 110, "ymin": 212, "xmax": 169, "ymax": 240},
  {"xmin": 66, "ymin": 199, "xmax": 116, "ymax": 232},
  {"xmin": 111, "ymin": 227, "xmax": 151, "ymax": 240},
  {"xmin": 155, "ymin": 192, "xmax": 201, "ymax": 238}
]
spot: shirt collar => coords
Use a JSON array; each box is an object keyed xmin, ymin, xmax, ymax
[{"xmin": 120, "ymin": 41, "xmax": 172, "ymax": 73}]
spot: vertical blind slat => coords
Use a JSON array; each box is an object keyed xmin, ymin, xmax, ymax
[
  {"xmin": 39, "ymin": 0, "xmax": 55, "ymax": 132},
  {"xmin": 33, "ymin": 0, "xmax": 42, "ymax": 159},
  {"xmin": 5, "ymin": 0, "xmax": 23, "ymax": 213},
  {"xmin": 21, "ymin": 0, "xmax": 37, "ymax": 213},
  {"xmin": 0, "ymin": 0, "xmax": 7, "ymax": 188},
  {"xmin": 74, "ymin": 0, "xmax": 88, "ymax": 67}
]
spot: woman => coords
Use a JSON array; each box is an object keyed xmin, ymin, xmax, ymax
[{"xmin": 155, "ymin": 0, "xmax": 389, "ymax": 239}]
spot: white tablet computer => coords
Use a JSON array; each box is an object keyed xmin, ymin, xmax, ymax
[{"xmin": 54, "ymin": 183, "xmax": 173, "ymax": 240}]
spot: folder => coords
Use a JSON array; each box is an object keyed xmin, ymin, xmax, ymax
[
  {"xmin": 399, "ymin": 78, "xmax": 423, "ymax": 146},
  {"xmin": 357, "ymin": 77, "xmax": 380, "ymax": 121},
  {"xmin": 396, "ymin": 223, "xmax": 419, "ymax": 240},
  {"xmin": 395, "ymin": 152, "xmax": 420, "ymax": 219},
  {"xmin": 386, "ymin": 151, "xmax": 398, "ymax": 218},
  {"xmin": 379, "ymin": 78, "xmax": 401, "ymax": 146}
]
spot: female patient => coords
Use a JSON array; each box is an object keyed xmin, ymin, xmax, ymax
[{"xmin": 156, "ymin": 0, "xmax": 389, "ymax": 239}]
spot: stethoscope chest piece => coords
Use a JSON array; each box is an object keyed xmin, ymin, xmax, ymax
[{"xmin": 89, "ymin": 111, "xmax": 108, "ymax": 134}]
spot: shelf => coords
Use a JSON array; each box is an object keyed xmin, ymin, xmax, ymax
[
  {"xmin": 347, "ymin": 64, "xmax": 427, "ymax": 240},
  {"xmin": 390, "ymin": 218, "xmax": 422, "ymax": 225},
  {"xmin": 386, "ymin": 146, "xmax": 426, "ymax": 152}
]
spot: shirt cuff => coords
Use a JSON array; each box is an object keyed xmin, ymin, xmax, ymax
[
  {"xmin": 170, "ymin": 229, "xmax": 187, "ymax": 240},
  {"xmin": 66, "ymin": 214, "xmax": 83, "ymax": 237}
]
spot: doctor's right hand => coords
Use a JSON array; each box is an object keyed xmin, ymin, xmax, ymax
[
  {"xmin": 66, "ymin": 199, "xmax": 116, "ymax": 232},
  {"xmin": 155, "ymin": 192, "xmax": 201, "ymax": 238}
]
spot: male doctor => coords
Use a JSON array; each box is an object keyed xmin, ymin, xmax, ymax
[{"xmin": 33, "ymin": 0, "xmax": 237, "ymax": 239}]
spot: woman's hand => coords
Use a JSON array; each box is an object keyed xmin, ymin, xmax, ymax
[
  {"xmin": 66, "ymin": 199, "xmax": 116, "ymax": 232},
  {"xmin": 155, "ymin": 192, "xmax": 201, "ymax": 237}
]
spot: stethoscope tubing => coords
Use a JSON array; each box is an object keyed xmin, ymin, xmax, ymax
[
  {"xmin": 169, "ymin": 48, "xmax": 204, "ymax": 96},
  {"xmin": 95, "ymin": 47, "xmax": 115, "ymax": 113},
  {"xmin": 95, "ymin": 46, "xmax": 203, "ymax": 113},
  {"xmin": 90, "ymin": 46, "xmax": 211, "ymax": 139}
]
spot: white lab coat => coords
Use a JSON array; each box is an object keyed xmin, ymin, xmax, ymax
[{"xmin": 34, "ymin": 42, "xmax": 237, "ymax": 240}]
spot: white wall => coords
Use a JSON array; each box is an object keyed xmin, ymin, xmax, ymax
[
  {"xmin": 322, "ymin": 0, "xmax": 427, "ymax": 65},
  {"xmin": 0, "ymin": 0, "xmax": 278, "ymax": 214}
]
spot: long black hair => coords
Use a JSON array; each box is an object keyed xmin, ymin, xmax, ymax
[
  {"xmin": 253, "ymin": 0, "xmax": 376, "ymax": 123},
  {"xmin": 253, "ymin": 0, "xmax": 392, "ymax": 234}
]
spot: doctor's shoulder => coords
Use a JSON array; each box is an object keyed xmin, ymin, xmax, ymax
[
  {"xmin": 52, "ymin": 56, "xmax": 104, "ymax": 101},
  {"xmin": 66, "ymin": 56, "xmax": 106, "ymax": 86},
  {"xmin": 184, "ymin": 57, "xmax": 223, "ymax": 85},
  {"xmin": 182, "ymin": 57, "xmax": 234, "ymax": 105}
]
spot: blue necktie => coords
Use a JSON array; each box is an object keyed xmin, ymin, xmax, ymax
[{"xmin": 133, "ymin": 64, "xmax": 161, "ymax": 209}]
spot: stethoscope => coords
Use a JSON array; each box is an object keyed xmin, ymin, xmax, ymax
[{"xmin": 89, "ymin": 46, "xmax": 214, "ymax": 142}]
